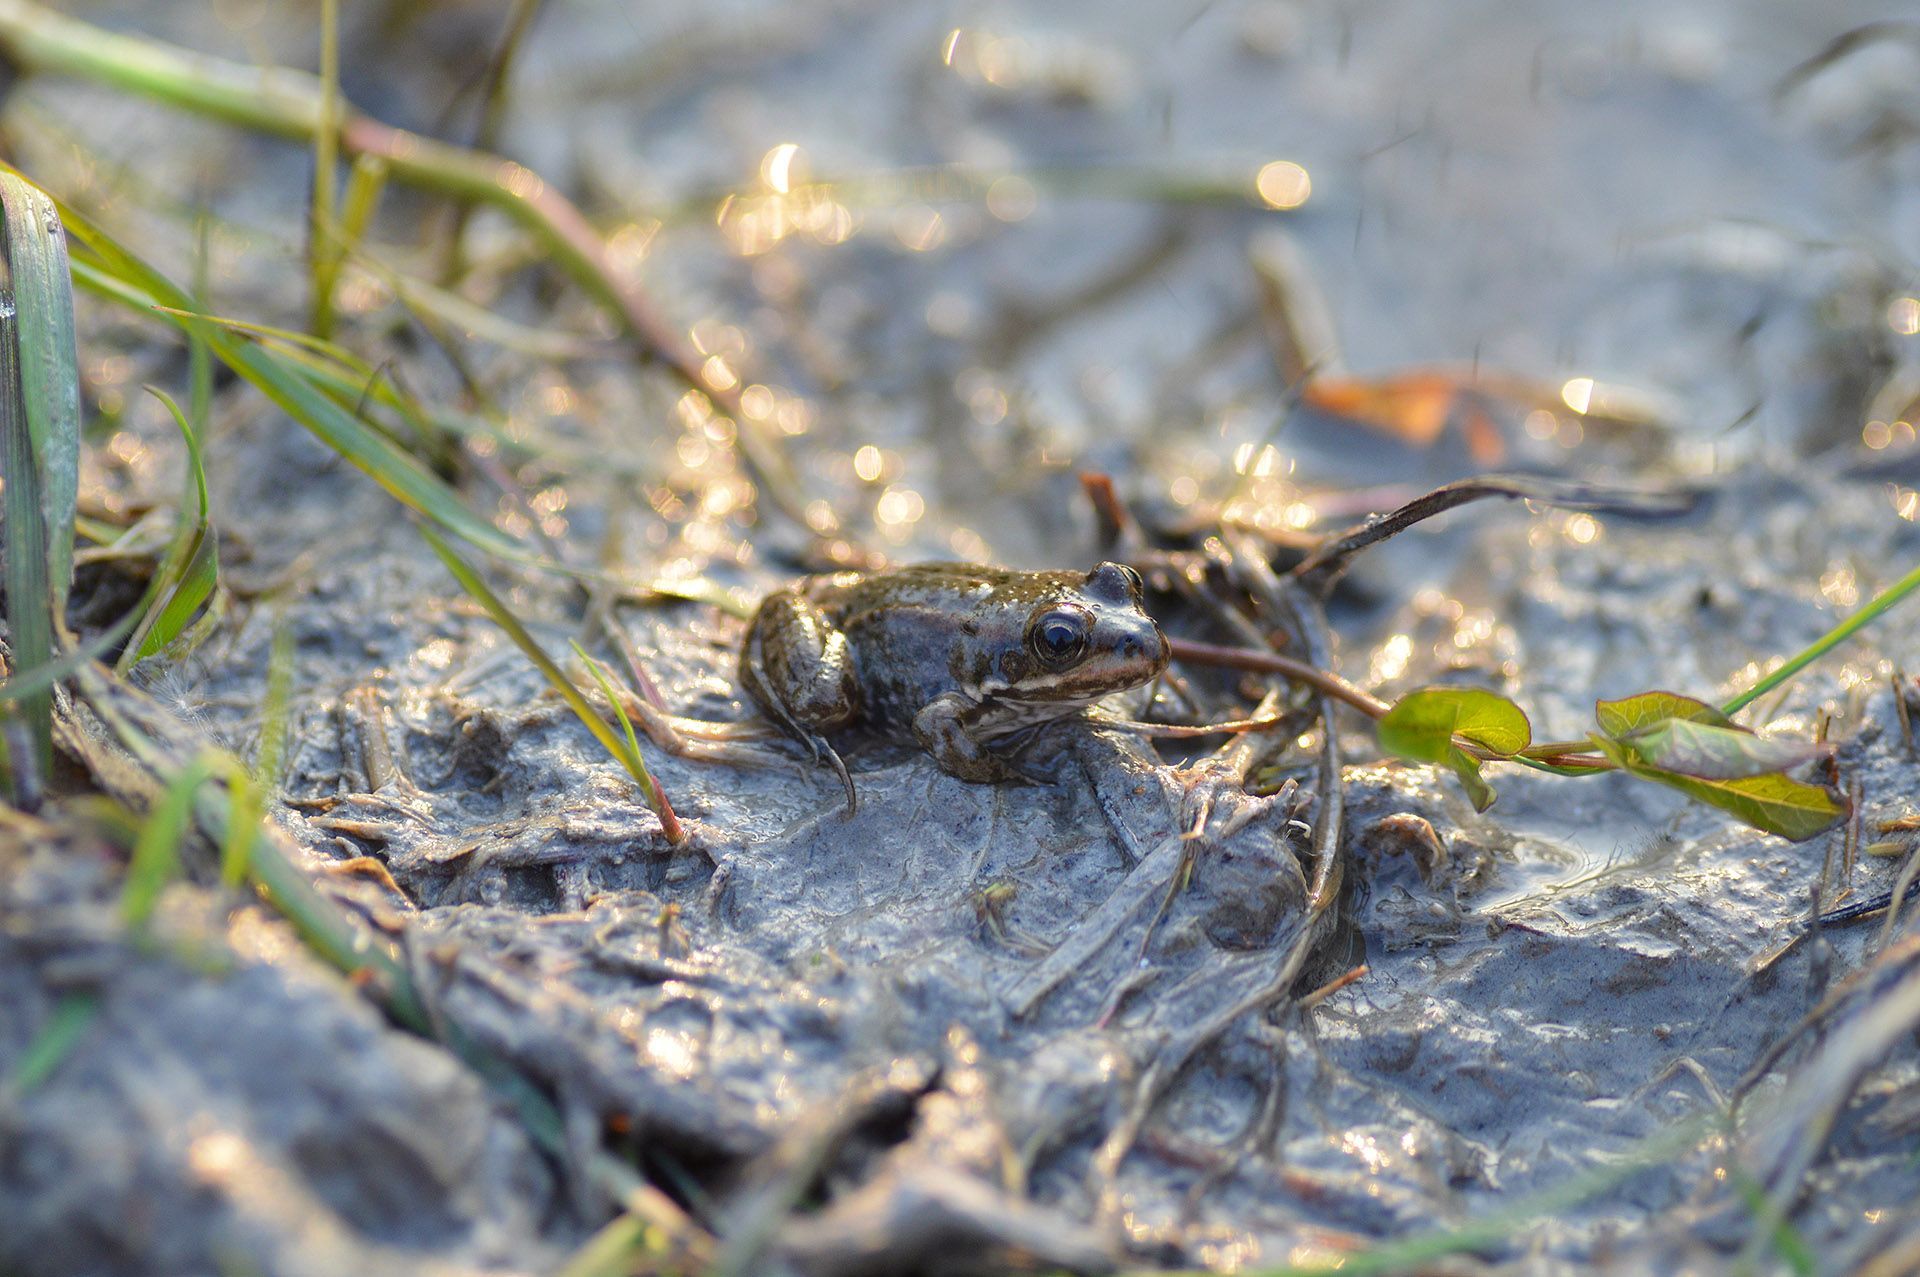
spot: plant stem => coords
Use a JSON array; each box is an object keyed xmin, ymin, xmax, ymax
[
  {"xmin": 310, "ymin": 0, "xmax": 340, "ymax": 338},
  {"xmin": 1168, "ymin": 636, "xmax": 1390, "ymax": 719},
  {"xmin": 1721, "ymin": 560, "xmax": 1920, "ymax": 716},
  {"xmin": 1168, "ymin": 636, "xmax": 1612, "ymax": 773}
]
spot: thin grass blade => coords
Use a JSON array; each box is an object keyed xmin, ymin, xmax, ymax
[
  {"xmin": 572, "ymin": 640, "xmax": 683, "ymax": 842},
  {"xmin": 422, "ymin": 526, "xmax": 684, "ymax": 843},
  {"xmin": 5, "ymin": 992, "xmax": 98, "ymax": 1095},
  {"xmin": 0, "ymin": 607, "xmax": 134, "ymax": 705},
  {"xmin": 225, "ymin": 616, "xmax": 293, "ymax": 885},
  {"xmin": 121, "ymin": 754, "xmax": 216, "ymax": 927},
  {"xmin": 118, "ymin": 387, "xmax": 218, "ymax": 668}
]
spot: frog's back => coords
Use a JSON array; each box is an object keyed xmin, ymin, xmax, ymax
[
  {"xmin": 806, "ymin": 564, "xmax": 1076, "ymax": 726},
  {"xmin": 807, "ymin": 562, "xmax": 1075, "ymax": 617}
]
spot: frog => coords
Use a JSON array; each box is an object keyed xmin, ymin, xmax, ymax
[{"xmin": 739, "ymin": 561, "xmax": 1170, "ymax": 810}]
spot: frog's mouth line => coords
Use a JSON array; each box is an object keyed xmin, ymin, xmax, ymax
[{"xmin": 970, "ymin": 690, "xmax": 1127, "ymax": 737}]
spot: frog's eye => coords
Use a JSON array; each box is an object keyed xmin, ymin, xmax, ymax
[
  {"xmin": 1027, "ymin": 607, "xmax": 1091, "ymax": 669},
  {"xmin": 1115, "ymin": 564, "xmax": 1144, "ymax": 599}
]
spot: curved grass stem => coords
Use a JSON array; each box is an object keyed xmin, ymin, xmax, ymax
[{"xmin": 1721, "ymin": 560, "xmax": 1920, "ymax": 716}]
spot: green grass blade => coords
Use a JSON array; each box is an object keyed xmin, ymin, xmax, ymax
[
  {"xmin": 1730, "ymin": 1167, "xmax": 1818, "ymax": 1277},
  {"xmin": 572, "ymin": 640, "xmax": 682, "ymax": 840},
  {"xmin": 0, "ymin": 261, "xmax": 53, "ymax": 779},
  {"xmin": 1723, "ymin": 560, "xmax": 1920, "ymax": 715},
  {"xmin": 310, "ymin": 0, "xmax": 341, "ymax": 338},
  {"xmin": 225, "ymin": 617, "xmax": 293, "ymax": 886},
  {"xmin": 422, "ymin": 526, "xmax": 685, "ymax": 844},
  {"xmin": 6, "ymin": 991, "xmax": 98, "ymax": 1095},
  {"xmin": 146, "ymin": 304, "xmax": 452, "ymax": 456},
  {"xmin": 132, "ymin": 528, "xmax": 218, "ymax": 664},
  {"xmin": 188, "ymin": 215, "xmax": 211, "ymax": 436},
  {"xmin": 147, "ymin": 304, "xmax": 380, "ymax": 366},
  {"xmin": 1215, "ymin": 1115, "xmax": 1716, "ymax": 1277},
  {"xmin": 121, "ymin": 754, "xmax": 217, "ymax": 927},
  {"xmin": 0, "ymin": 607, "xmax": 134, "ymax": 705},
  {"xmin": 118, "ymin": 387, "xmax": 217, "ymax": 668},
  {"xmin": 0, "ymin": 171, "xmax": 79, "ymax": 610}
]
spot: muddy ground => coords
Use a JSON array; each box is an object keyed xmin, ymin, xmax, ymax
[{"xmin": 4, "ymin": 1, "xmax": 1920, "ymax": 1274}]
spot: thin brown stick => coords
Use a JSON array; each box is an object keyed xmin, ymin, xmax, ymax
[
  {"xmin": 1288, "ymin": 473, "xmax": 1697, "ymax": 594},
  {"xmin": 1299, "ymin": 963, "xmax": 1369, "ymax": 1010},
  {"xmin": 1167, "ymin": 635, "xmax": 1389, "ymax": 719}
]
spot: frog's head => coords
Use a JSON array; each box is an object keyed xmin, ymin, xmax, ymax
[{"xmin": 995, "ymin": 561, "xmax": 1169, "ymax": 706}]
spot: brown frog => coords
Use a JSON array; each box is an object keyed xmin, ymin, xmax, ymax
[{"xmin": 740, "ymin": 562, "xmax": 1169, "ymax": 808}]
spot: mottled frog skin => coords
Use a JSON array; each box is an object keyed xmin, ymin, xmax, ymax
[{"xmin": 740, "ymin": 561, "xmax": 1169, "ymax": 806}]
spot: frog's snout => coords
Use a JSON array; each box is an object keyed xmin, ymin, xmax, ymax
[{"xmin": 1117, "ymin": 627, "xmax": 1171, "ymax": 670}]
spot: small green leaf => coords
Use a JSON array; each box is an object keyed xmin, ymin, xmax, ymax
[
  {"xmin": 1591, "ymin": 736, "xmax": 1845, "ymax": 842},
  {"xmin": 1622, "ymin": 717, "xmax": 1821, "ymax": 781},
  {"xmin": 1378, "ymin": 687, "xmax": 1529, "ymax": 812},
  {"xmin": 1443, "ymin": 744, "xmax": 1496, "ymax": 812},
  {"xmin": 1595, "ymin": 691, "xmax": 1732, "ymax": 737},
  {"xmin": 1379, "ymin": 687, "xmax": 1532, "ymax": 759}
]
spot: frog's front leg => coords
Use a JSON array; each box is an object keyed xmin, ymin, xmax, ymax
[
  {"xmin": 912, "ymin": 693, "xmax": 1027, "ymax": 783},
  {"xmin": 740, "ymin": 590, "xmax": 859, "ymax": 810}
]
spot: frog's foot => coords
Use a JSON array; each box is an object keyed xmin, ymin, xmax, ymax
[
  {"xmin": 912, "ymin": 694, "xmax": 1029, "ymax": 784},
  {"xmin": 815, "ymin": 735, "xmax": 857, "ymax": 815},
  {"xmin": 619, "ymin": 692, "xmax": 790, "ymax": 765},
  {"xmin": 617, "ymin": 685, "xmax": 858, "ymax": 814}
]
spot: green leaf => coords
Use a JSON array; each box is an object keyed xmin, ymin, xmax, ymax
[
  {"xmin": 1443, "ymin": 744, "xmax": 1496, "ymax": 811},
  {"xmin": 1594, "ymin": 690, "xmax": 1731, "ymax": 737},
  {"xmin": 1378, "ymin": 687, "xmax": 1529, "ymax": 812},
  {"xmin": 1621, "ymin": 716, "xmax": 1821, "ymax": 781},
  {"xmin": 1591, "ymin": 736, "xmax": 1845, "ymax": 842},
  {"xmin": 1379, "ymin": 687, "xmax": 1532, "ymax": 758}
]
